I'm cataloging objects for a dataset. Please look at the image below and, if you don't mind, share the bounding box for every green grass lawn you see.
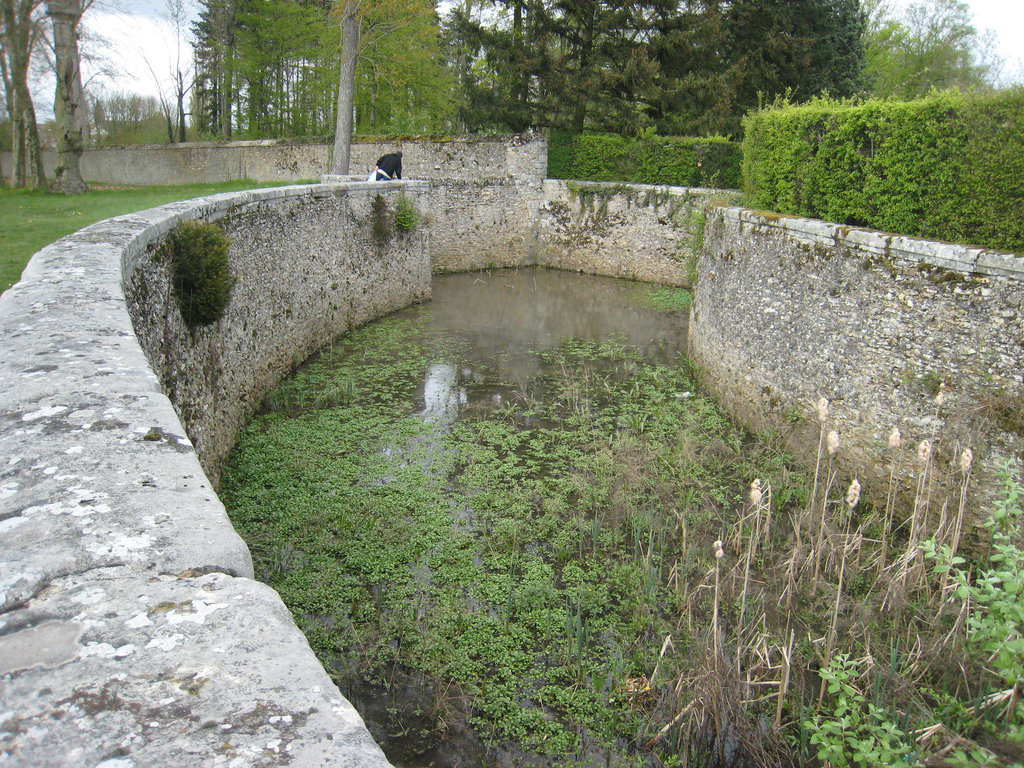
[0,181,307,296]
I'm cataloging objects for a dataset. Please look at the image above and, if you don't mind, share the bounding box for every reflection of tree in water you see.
[420,363,466,425]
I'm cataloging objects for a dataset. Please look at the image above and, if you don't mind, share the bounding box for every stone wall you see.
[128,184,431,484]
[535,181,736,286]
[0,135,547,187]
[0,181,432,767]
[427,178,728,284]
[5,169,1022,766]
[690,206,1024,515]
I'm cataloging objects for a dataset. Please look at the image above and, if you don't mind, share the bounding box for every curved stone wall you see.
[690,206,1024,517]
[5,172,1017,766]
[0,172,712,767]
[0,181,432,767]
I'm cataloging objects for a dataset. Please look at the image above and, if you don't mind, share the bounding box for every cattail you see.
[817,397,829,423]
[960,449,973,475]
[750,478,763,507]
[827,430,840,455]
[846,478,861,509]
[713,539,724,560]
[917,440,932,464]
[888,427,901,450]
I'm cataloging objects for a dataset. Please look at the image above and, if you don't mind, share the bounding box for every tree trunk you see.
[330,0,359,175]
[47,0,87,194]
[2,0,48,189]
[176,69,187,142]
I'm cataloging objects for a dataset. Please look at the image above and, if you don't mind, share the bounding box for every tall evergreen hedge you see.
[742,90,1024,254]
[548,130,742,189]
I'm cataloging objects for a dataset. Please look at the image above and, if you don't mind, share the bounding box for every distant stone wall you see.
[690,206,1024,513]
[428,179,728,284]
[0,135,547,186]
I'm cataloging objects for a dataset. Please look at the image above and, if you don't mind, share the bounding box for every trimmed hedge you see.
[548,130,741,189]
[742,90,1024,254]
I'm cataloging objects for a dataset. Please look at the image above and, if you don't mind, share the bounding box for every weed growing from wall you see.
[394,194,419,232]
[166,220,234,327]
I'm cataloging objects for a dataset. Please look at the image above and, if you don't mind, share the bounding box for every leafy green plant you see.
[927,462,1024,695]
[166,219,234,327]
[805,653,916,767]
[644,286,692,313]
[394,194,419,232]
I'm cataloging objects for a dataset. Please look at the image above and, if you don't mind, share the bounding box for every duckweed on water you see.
[222,271,1024,766]
[220,297,804,767]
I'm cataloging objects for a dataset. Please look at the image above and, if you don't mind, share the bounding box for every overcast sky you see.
[71,0,1024,110]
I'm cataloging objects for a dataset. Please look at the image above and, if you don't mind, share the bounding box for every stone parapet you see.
[0,181,432,767]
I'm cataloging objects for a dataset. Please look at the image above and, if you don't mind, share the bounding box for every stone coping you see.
[0,183,399,767]
[721,206,1023,278]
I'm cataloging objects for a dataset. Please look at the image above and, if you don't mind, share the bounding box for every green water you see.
[220,268,802,768]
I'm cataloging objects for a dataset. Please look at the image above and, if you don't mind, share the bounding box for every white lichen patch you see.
[146,633,184,652]
[166,599,228,625]
[125,613,153,629]
[71,586,108,605]
[22,405,67,422]
[86,533,154,560]
[78,642,117,658]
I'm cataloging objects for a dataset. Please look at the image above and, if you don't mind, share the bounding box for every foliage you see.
[741,89,1024,253]
[394,193,418,232]
[643,286,691,313]
[191,0,453,140]
[549,130,741,189]
[863,0,997,99]
[219,302,806,765]
[805,653,916,767]
[447,0,867,137]
[927,462,1024,692]
[724,0,866,118]
[166,220,234,327]
[90,91,169,146]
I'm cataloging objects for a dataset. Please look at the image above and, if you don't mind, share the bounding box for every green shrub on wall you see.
[167,220,234,327]
[549,130,741,189]
[742,89,1024,254]
[394,194,419,232]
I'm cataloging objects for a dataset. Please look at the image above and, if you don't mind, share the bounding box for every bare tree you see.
[138,0,193,142]
[1,0,48,188]
[46,0,87,193]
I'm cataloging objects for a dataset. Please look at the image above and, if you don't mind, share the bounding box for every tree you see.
[46,0,86,193]
[330,0,448,173]
[90,89,165,143]
[192,0,236,137]
[724,0,866,121]
[864,0,995,98]
[1,0,48,188]
[355,0,452,133]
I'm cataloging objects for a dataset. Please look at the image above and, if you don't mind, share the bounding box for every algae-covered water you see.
[220,268,802,767]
